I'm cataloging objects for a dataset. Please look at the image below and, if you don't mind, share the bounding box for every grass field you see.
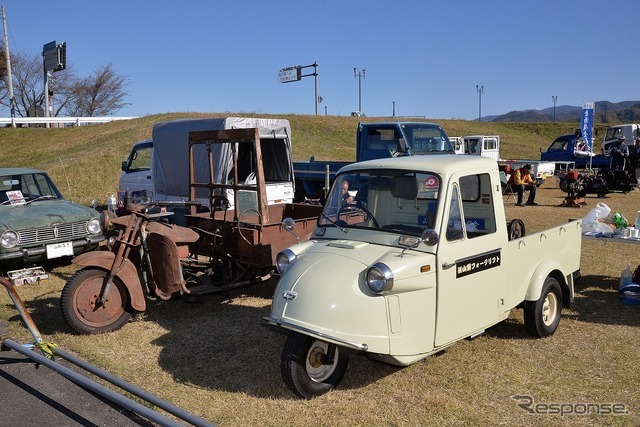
[1,114,639,426]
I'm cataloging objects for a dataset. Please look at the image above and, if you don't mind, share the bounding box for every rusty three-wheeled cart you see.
[61,127,323,334]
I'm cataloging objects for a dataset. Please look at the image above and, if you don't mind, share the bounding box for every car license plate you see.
[46,241,74,259]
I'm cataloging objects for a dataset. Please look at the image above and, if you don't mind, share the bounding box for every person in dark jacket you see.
[610,135,629,170]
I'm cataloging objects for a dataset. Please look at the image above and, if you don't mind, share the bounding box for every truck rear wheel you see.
[281,332,348,399]
[524,276,562,338]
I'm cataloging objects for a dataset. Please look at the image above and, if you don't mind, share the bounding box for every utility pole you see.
[476,85,484,122]
[1,6,16,127]
[354,68,366,114]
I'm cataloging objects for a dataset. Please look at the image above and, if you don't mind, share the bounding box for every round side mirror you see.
[282,217,295,231]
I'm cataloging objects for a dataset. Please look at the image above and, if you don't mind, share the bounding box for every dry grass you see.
[1,116,640,426]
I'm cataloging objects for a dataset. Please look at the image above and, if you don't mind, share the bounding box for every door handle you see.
[442,261,455,270]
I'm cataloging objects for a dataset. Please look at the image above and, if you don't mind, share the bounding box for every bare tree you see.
[2,51,43,117]
[0,50,129,117]
[64,64,129,116]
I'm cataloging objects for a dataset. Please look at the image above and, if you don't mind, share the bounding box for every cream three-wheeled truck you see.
[264,155,582,399]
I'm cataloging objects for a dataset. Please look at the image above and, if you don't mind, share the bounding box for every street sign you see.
[43,41,66,72]
[43,40,57,72]
[278,66,301,83]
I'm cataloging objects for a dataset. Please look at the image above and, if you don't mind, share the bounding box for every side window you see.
[446,184,463,241]
[459,175,480,201]
[129,146,152,171]
[459,173,496,238]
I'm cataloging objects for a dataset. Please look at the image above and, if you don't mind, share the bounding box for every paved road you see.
[0,345,155,427]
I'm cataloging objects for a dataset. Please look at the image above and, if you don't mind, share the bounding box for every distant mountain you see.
[486,101,640,123]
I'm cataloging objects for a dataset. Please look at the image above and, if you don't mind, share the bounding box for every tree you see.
[0,48,129,117]
[64,64,130,117]
[1,51,45,117]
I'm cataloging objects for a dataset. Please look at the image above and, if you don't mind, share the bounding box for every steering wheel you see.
[338,204,380,228]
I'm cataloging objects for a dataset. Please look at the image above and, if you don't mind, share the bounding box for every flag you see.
[580,101,595,151]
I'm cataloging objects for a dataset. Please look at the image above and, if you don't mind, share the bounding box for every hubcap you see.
[541,292,558,326]
[73,275,124,327]
[306,341,338,383]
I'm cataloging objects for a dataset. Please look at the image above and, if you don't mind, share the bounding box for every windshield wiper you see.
[320,213,348,233]
[25,195,57,205]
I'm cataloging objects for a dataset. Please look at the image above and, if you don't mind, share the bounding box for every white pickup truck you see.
[264,154,581,398]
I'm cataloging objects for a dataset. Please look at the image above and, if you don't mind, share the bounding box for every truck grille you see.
[18,221,89,245]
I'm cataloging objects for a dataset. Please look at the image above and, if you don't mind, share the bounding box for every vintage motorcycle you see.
[59,202,268,334]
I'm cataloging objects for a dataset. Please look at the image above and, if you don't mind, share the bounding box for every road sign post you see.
[42,41,67,126]
[278,62,319,115]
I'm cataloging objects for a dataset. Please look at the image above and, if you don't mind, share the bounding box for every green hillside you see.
[0,113,600,205]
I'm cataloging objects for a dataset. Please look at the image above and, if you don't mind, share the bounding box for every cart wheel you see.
[281,332,348,399]
[60,268,132,334]
[507,219,526,241]
[524,276,562,337]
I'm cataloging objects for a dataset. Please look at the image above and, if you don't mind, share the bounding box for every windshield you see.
[0,172,63,205]
[319,170,440,234]
[400,124,454,155]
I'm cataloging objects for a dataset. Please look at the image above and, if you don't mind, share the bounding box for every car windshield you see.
[400,124,454,155]
[0,172,63,205]
[319,170,441,234]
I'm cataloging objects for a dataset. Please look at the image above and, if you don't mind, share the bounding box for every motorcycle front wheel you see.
[60,268,132,334]
[281,331,348,399]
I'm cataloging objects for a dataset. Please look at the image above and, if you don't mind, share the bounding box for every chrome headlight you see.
[87,217,102,234]
[1,230,19,249]
[276,249,296,274]
[366,262,394,294]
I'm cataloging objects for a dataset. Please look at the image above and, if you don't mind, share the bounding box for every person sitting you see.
[340,180,354,206]
[576,139,588,152]
[508,164,538,206]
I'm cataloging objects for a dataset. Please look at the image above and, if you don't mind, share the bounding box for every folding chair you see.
[500,171,515,202]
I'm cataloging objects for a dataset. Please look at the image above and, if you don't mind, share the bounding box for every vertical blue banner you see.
[580,101,594,151]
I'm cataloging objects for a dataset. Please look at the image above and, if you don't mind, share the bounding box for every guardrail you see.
[0,116,138,127]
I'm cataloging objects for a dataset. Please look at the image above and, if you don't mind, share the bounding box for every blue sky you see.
[3,0,639,120]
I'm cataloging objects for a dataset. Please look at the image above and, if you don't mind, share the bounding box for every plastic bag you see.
[582,202,614,233]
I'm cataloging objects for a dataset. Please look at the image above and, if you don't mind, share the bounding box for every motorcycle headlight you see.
[366,262,394,294]
[87,217,102,234]
[1,230,19,249]
[276,249,296,274]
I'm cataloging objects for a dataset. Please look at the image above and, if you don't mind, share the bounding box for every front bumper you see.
[263,314,369,352]
[0,235,105,262]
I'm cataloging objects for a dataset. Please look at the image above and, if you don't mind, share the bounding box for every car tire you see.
[524,276,562,338]
[281,332,348,399]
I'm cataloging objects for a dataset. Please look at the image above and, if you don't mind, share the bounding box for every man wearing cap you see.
[508,164,538,206]
[610,135,629,170]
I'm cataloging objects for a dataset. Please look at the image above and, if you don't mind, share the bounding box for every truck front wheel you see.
[524,277,562,338]
[281,332,348,399]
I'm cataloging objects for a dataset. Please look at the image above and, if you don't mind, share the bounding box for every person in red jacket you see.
[508,164,537,206]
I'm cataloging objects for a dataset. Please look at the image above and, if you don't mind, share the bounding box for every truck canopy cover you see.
[152,117,293,199]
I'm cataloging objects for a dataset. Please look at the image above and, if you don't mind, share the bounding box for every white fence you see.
[0,116,138,127]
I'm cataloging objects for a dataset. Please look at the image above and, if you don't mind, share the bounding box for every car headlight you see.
[276,249,296,274]
[87,217,102,234]
[366,262,394,294]
[1,230,19,249]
